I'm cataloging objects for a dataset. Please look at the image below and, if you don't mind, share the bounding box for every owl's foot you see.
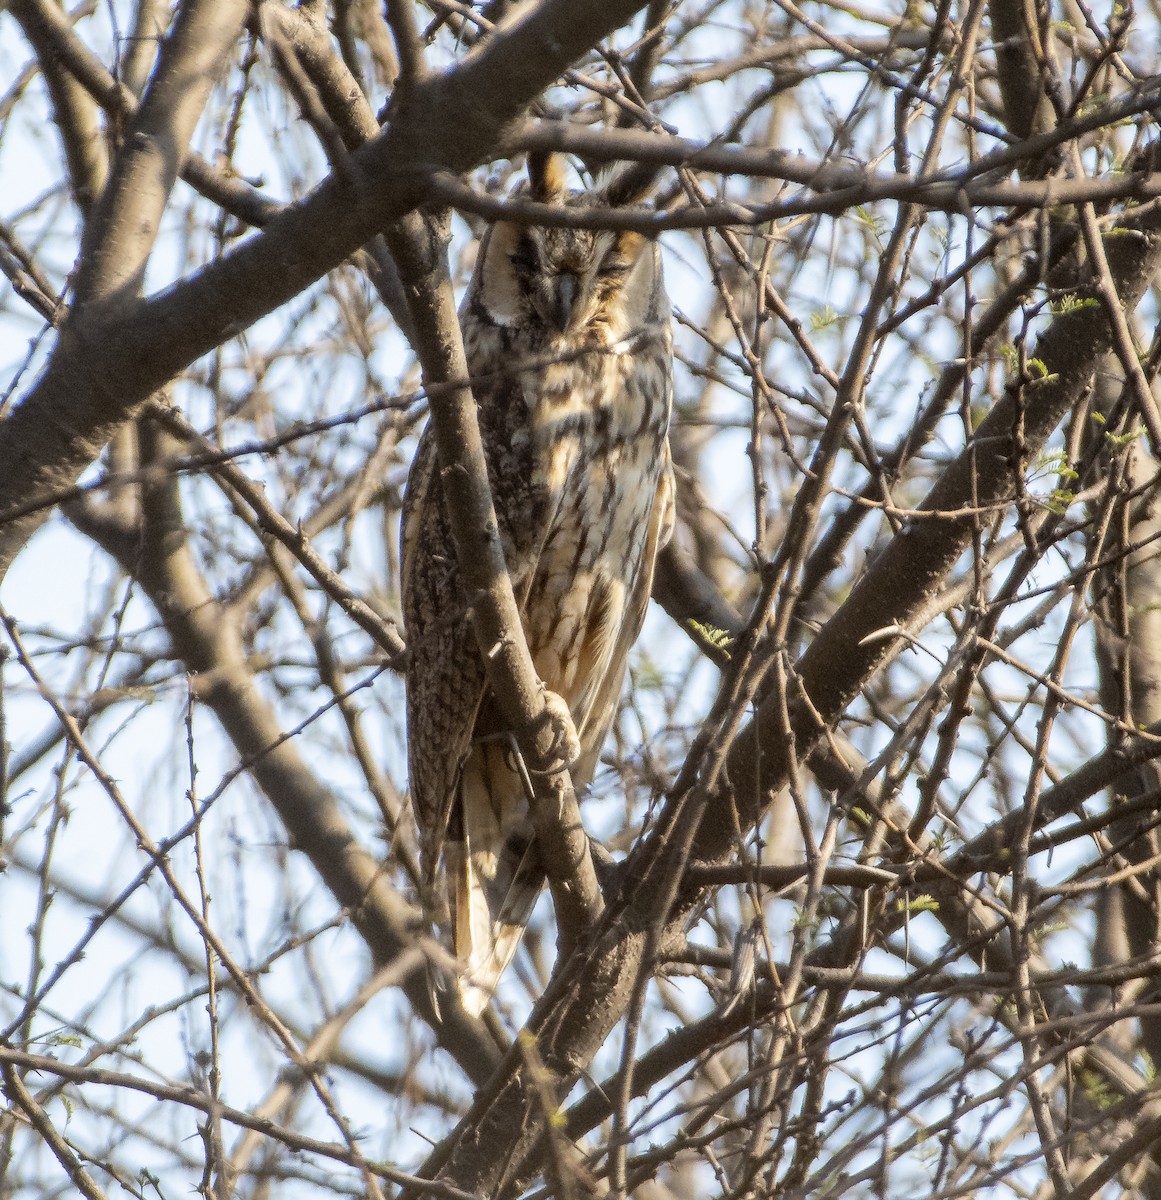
[534,688,582,774]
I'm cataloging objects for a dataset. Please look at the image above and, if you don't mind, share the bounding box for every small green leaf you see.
[687,619,734,660]
[855,205,888,248]
[1050,293,1100,316]
[811,305,839,332]
[1079,1069,1117,1110]
[1038,488,1077,515]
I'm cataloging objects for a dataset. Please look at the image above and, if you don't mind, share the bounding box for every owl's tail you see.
[447,743,544,1017]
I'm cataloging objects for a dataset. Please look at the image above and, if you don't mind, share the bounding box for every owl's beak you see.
[546,273,580,332]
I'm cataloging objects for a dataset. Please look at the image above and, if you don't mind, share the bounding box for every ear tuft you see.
[602,161,662,208]
[527,151,568,203]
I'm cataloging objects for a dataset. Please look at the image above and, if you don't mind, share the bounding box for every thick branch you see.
[429,161,1161,230]
[74,0,249,306]
[507,104,1161,202]
[987,0,1055,142]
[9,0,108,218]
[11,0,277,226]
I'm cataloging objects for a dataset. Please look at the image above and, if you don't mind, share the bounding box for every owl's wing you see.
[402,383,549,895]
[573,449,675,785]
[401,425,489,893]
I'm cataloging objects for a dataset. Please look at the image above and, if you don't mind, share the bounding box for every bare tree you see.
[3,0,1161,1196]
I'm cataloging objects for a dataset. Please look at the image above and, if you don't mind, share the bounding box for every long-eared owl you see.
[401,152,674,1016]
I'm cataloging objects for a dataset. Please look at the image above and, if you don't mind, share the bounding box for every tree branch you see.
[73,0,250,307]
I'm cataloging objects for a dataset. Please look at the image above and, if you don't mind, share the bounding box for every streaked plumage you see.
[402,153,674,1015]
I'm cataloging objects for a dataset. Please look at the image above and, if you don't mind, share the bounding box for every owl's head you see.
[471,152,665,342]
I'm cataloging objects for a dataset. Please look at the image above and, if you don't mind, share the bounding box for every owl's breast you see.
[528,335,670,526]
[462,314,673,733]
[518,337,673,728]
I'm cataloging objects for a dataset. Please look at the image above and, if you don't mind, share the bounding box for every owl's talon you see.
[538,689,581,773]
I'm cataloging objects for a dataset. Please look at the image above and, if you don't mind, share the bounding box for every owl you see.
[401,152,674,1017]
